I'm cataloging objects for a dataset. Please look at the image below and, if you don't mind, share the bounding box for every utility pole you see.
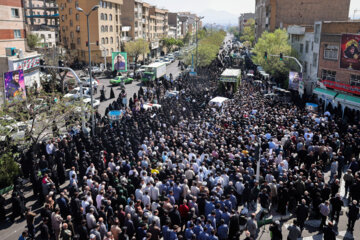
[77,5,99,136]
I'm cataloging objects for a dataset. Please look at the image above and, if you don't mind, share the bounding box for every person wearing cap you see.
[347,200,359,232]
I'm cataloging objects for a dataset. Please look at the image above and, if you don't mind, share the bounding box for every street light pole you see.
[195,16,204,71]
[77,5,99,136]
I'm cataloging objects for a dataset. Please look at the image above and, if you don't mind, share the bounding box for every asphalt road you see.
[0,58,358,239]
[95,60,182,116]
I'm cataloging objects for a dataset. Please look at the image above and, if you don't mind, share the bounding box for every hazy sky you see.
[145,0,360,19]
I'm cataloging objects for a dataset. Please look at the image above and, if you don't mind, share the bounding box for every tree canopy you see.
[252,29,298,87]
[240,19,255,47]
[162,38,184,53]
[125,39,150,64]
[27,34,41,49]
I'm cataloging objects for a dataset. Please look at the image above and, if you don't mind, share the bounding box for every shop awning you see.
[335,94,360,108]
[313,88,337,99]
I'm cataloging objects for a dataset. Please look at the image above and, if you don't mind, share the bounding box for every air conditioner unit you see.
[5,47,16,56]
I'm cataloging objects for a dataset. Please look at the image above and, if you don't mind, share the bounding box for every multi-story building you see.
[24,0,59,28]
[149,6,168,57]
[287,24,320,95]
[58,0,123,64]
[0,0,27,55]
[314,21,360,113]
[238,13,254,33]
[120,0,143,41]
[168,12,181,38]
[178,15,188,37]
[255,0,350,40]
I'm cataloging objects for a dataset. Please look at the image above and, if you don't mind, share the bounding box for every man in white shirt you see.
[46,140,54,155]
[96,191,104,210]
[142,191,151,207]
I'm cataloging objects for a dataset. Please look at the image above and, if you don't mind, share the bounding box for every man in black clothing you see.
[329,193,343,224]
[40,218,50,240]
[78,220,89,240]
[323,221,336,240]
[296,199,309,231]
[347,200,359,232]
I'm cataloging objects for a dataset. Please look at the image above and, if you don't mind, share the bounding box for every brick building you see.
[0,0,27,56]
[314,21,360,112]
[255,0,350,40]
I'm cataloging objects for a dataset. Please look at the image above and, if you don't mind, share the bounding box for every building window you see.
[110,37,113,43]
[110,26,113,32]
[300,44,304,53]
[69,8,72,15]
[70,19,73,26]
[305,41,309,53]
[111,48,113,53]
[104,14,108,20]
[101,25,104,32]
[109,3,112,9]
[109,14,112,21]
[350,74,360,87]
[313,53,317,67]
[303,61,307,73]
[70,32,74,39]
[75,1,79,8]
[103,1,107,8]
[48,34,51,38]
[105,26,108,32]
[101,13,104,20]
[324,45,338,60]
[62,15,65,21]
[11,8,20,18]
[321,69,336,81]
[76,13,79,20]
[106,37,109,44]
[101,38,105,44]
[314,24,320,43]
[77,37,80,44]
[14,30,21,38]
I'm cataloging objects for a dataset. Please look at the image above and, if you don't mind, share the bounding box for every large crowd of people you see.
[3,43,360,240]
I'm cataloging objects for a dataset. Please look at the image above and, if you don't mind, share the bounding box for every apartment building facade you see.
[58,0,122,64]
[120,0,143,41]
[255,0,350,40]
[312,21,360,112]
[0,0,27,56]
[168,12,181,38]
[24,0,59,28]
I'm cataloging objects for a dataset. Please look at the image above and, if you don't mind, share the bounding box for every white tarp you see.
[209,97,229,107]
[143,103,162,110]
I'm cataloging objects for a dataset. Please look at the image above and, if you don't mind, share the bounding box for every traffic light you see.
[86,41,89,47]
[280,53,283,61]
[96,41,99,46]
[264,51,268,60]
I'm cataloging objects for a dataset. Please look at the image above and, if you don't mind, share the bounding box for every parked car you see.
[0,116,31,141]
[110,76,133,85]
[163,58,171,65]
[64,87,90,99]
[135,65,148,74]
[80,78,98,87]
[91,66,102,75]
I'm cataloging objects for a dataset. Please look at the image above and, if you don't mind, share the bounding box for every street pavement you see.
[0,59,358,240]
[95,60,181,116]
[0,60,182,240]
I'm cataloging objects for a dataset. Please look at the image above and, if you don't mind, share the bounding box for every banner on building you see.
[4,70,26,102]
[288,71,302,91]
[112,52,127,72]
[340,34,360,71]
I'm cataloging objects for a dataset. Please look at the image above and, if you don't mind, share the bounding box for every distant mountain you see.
[198,9,238,26]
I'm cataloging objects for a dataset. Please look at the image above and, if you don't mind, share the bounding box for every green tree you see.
[240,19,255,47]
[183,32,192,45]
[252,29,298,86]
[125,39,150,70]
[184,30,226,68]
[27,34,41,49]
[161,37,178,53]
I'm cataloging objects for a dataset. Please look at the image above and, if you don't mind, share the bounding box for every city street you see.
[95,60,182,116]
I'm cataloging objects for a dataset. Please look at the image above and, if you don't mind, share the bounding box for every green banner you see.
[112,52,127,72]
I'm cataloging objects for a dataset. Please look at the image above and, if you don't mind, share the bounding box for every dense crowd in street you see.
[3,46,360,240]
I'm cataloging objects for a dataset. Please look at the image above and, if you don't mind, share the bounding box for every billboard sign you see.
[4,70,26,102]
[8,56,41,71]
[288,71,302,91]
[112,52,127,72]
[340,34,360,71]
